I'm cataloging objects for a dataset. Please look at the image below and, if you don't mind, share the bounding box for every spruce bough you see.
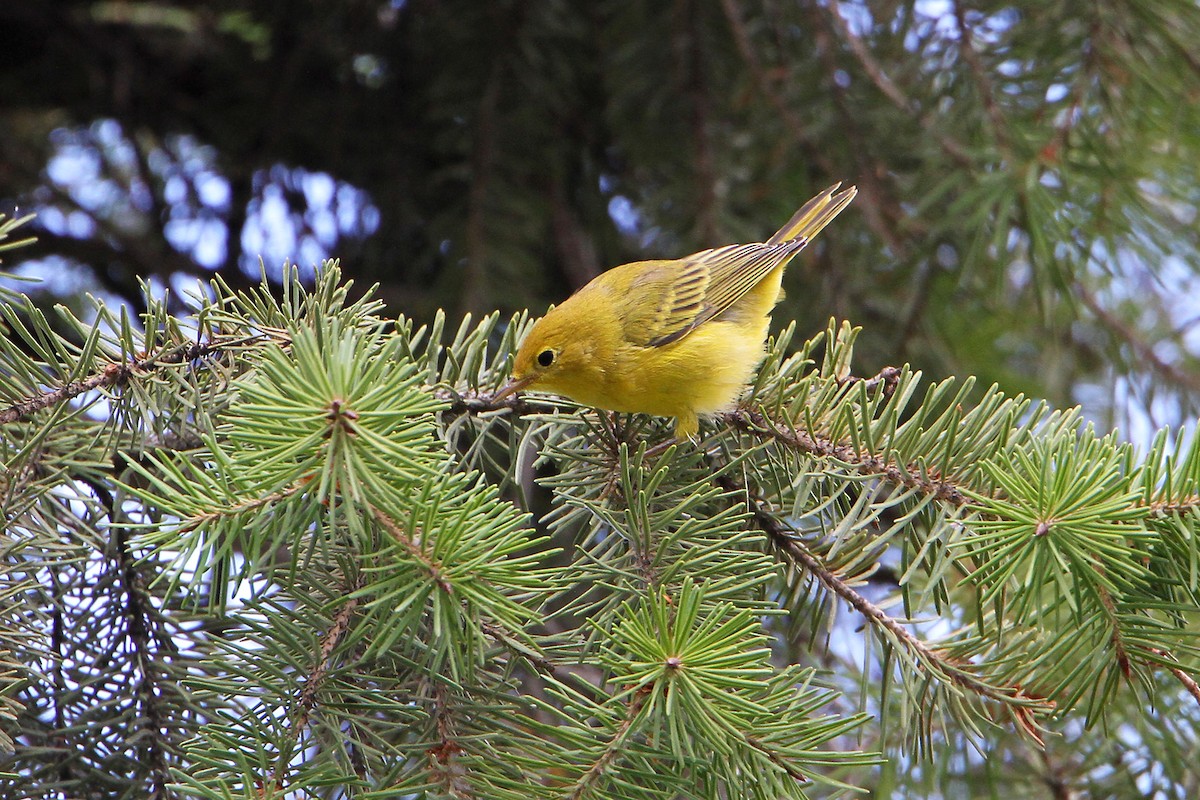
[1,262,1198,798]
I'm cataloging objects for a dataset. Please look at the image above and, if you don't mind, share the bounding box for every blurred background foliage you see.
[3,1,1200,441]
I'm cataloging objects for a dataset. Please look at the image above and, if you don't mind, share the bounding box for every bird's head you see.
[493,301,601,403]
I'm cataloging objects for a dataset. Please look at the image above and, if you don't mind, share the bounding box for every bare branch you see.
[1149,647,1200,707]
[1075,281,1200,397]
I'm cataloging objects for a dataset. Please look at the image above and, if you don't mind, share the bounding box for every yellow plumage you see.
[496,183,857,438]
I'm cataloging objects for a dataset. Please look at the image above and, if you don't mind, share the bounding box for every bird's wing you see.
[626,183,858,348]
[630,241,806,347]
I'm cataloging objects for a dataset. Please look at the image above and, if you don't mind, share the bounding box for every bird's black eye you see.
[537,349,555,367]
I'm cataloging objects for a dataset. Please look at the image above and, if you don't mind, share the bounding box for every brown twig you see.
[1074,281,1200,397]
[809,5,910,259]
[90,479,173,795]
[1095,576,1132,679]
[479,618,559,677]
[274,581,362,789]
[837,365,902,399]
[428,683,473,799]
[718,0,825,162]
[0,334,265,426]
[1149,647,1200,706]
[716,470,1054,720]
[434,386,546,421]
[952,5,1010,153]
[723,407,970,507]
[369,504,452,593]
[175,481,306,534]
[444,376,1200,515]
[563,690,647,800]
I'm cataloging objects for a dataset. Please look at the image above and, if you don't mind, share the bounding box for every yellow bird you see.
[495,183,857,439]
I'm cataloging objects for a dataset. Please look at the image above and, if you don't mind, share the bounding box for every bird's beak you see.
[492,374,534,402]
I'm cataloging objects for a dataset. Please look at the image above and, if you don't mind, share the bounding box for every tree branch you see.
[427,683,473,798]
[0,333,266,426]
[563,690,647,800]
[723,407,970,507]
[714,470,1055,726]
[1074,281,1200,397]
[810,5,910,259]
[274,580,362,789]
[369,503,453,593]
[952,5,1011,153]
[718,0,825,162]
[1149,647,1200,707]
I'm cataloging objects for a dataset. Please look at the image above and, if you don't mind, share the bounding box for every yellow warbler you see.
[495,183,857,438]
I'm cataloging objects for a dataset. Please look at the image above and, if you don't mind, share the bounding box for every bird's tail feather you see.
[767,182,858,246]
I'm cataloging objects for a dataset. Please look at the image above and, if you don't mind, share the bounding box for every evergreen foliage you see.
[3,254,1199,797]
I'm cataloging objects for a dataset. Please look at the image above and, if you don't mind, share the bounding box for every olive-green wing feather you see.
[633,183,857,348]
[638,241,804,346]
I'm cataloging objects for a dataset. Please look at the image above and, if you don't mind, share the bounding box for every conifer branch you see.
[1143,496,1200,514]
[479,618,614,711]
[718,0,830,171]
[717,470,1054,719]
[178,480,306,534]
[436,386,540,420]
[838,365,903,398]
[743,733,809,784]
[479,618,558,678]
[428,683,473,799]
[273,582,361,789]
[952,5,1011,153]
[724,408,970,506]
[1074,282,1200,396]
[563,691,647,800]
[810,6,912,259]
[85,476,172,795]
[453,380,1200,517]
[369,504,452,593]
[1095,578,1132,680]
[0,334,266,426]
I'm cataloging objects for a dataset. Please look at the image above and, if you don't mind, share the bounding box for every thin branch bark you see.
[563,691,647,800]
[1075,281,1200,397]
[715,470,1054,725]
[724,407,970,507]
[1149,647,1200,706]
[274,581,362,789]
[0,333,266,426]
[952,5,1010,153]
[718,0,823,157]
